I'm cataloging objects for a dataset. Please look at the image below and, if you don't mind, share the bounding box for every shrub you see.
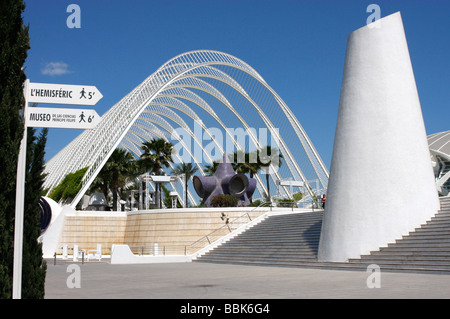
[49,167,88,202]
[276,198,296,208]
[292,192,303,201]
[249,199,262,207]
[210,194,238,207]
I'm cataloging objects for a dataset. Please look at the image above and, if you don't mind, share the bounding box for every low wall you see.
[124,208,264,254]
[46,206,268,257]
[57,210,127,255]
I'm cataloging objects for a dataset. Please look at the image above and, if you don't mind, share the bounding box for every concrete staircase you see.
[196,197,450,273]
[195,211,324,268]
[347,196,450,272]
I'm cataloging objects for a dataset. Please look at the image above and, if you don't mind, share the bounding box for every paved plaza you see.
[45,259,450,299]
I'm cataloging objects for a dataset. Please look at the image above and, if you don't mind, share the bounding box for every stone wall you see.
[55,208,266,255]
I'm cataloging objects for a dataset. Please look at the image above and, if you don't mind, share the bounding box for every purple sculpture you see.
[193,154,257,207]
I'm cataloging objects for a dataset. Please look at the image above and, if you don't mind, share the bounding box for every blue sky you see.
[23,0,450,168]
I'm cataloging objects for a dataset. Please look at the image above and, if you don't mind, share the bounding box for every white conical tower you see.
[318,12,440,262]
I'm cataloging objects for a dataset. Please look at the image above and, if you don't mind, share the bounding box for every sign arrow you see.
[28,82,103,106]
[27,107,101,129]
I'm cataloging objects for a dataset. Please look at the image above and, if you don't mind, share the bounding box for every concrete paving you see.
[44,259,450,299]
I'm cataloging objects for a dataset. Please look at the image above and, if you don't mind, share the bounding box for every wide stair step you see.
[195,211,323,267]
[195,197,450,273]
[347,196,450,272]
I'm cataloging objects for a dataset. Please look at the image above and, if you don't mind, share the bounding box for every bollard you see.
[54,252,56,265]
[73,245,78,262]
[62,244,68,259]
[97,244,102,260]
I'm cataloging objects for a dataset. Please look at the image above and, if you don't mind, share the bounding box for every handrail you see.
[250,200,271,210]
[188,211,255,249]
[128,244,189,256]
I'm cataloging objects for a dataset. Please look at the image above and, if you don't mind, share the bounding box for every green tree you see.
[48,167,88,203]
[90,148,137,210]
[104,148,137,211]
[139,138,174,208]
[0,0,30,298]
[204,160,220,176]
[88,168,111,205]
[171,162,198,207]
[161,184,182,208]
[258,146,283,203]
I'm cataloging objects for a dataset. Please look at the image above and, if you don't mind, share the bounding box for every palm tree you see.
[171,162,199,207]
[89,168,111,204]
[104,148,137,210]
[139,138,174,208]
[258,146,283,203]
[90,148,137,210]
[229,150,261,203]
[204,160,220,176]
[230,150,261,178]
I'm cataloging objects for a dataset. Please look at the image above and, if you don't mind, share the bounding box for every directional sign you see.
[27,82,103,106]
[279,180,304,187]
[27,107,101,129]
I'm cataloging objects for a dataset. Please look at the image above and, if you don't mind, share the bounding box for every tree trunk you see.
[185,180,188,208]
[159,183,162,209]
[102,182,109,206]
[113,171,119,211]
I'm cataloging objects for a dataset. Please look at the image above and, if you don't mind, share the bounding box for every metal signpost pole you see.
[12,79,29,299]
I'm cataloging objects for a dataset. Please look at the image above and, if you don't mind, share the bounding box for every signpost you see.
[27,107,100,129]
[12,79,102,299]
[278,180,304,187]
[28,82,103,106]
[276,179,305,199]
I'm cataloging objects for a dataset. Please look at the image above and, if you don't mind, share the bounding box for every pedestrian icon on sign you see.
[79,111,86,123]
[80,88,86,99]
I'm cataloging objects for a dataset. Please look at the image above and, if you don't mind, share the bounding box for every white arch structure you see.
[43,50,329,208]
[429,130,450,196]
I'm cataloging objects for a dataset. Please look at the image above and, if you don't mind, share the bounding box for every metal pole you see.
[12,79,29,299]
[182,174,186,208]
[139,177,143,210]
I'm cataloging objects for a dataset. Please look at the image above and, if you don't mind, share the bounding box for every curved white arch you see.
[153,90,271,198]
[43,50,328,208]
